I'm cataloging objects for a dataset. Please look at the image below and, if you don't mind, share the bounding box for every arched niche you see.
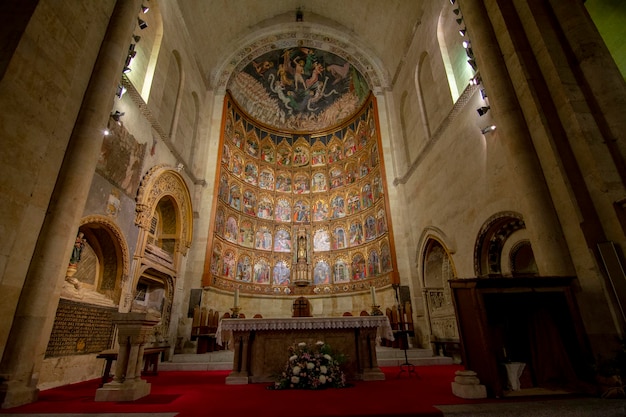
[474,212,534,277]
[62,216,130,307]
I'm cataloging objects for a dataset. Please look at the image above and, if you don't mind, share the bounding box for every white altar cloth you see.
[216,316,394,347]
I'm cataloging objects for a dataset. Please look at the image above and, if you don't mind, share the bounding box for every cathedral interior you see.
[1,0,626,409]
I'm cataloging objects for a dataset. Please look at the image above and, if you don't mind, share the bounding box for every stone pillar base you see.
[361,368,386,381]
[451,370,487,399]
[94,379,151,402]
[0,381,39,409]
[225,372,249,385]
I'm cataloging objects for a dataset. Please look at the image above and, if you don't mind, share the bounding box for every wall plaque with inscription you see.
[45,299,116,357]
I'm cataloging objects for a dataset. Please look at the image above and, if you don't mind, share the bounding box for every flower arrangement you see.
[271,340,347,390]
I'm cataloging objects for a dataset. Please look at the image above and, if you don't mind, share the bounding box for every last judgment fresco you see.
[205,92,397,297]
[228,47,370,132]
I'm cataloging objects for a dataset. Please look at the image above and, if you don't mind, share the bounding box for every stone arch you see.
[135,164,194,257]
[214,16,389,94]
[65,215,131,306]
[474,212,528,277]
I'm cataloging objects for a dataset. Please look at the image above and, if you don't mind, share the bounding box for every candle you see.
[234,288,239,308]
[370,286,377,305]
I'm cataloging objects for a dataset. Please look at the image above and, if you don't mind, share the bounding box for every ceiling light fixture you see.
[116,84,127,99]
[138,18,148,30]
[111,110,125,122]
[469,75,481,85]
[481,125,497,134]
[477,106,491,116]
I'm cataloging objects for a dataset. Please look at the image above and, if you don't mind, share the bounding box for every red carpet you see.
[1,366,493,417]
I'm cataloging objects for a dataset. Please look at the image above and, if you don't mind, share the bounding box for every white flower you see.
[292,366,301,375]
[316,341,324,346]
[320,365,327,374]
[298,342,307,347]
[323,354,332,360]
[289,355,298,362]
[291,376,300,384]
[306,362,315,370]
[319,375,327,384]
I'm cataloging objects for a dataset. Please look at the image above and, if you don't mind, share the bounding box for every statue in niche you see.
[297,235,307,261]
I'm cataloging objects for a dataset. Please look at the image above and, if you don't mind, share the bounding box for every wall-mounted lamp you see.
[141,4,149,13]
[467,58,477,71]
[138,18,148,30]
[111,110,125,122]
[116,84,127,99]
[470,75,481,85]
[477,106,491,116]
[296,7,303,22]
[481,125,497,134]
[459,27,467,37]
[132,34,141,43]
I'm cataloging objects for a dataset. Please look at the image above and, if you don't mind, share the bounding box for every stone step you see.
[159,347,454,371]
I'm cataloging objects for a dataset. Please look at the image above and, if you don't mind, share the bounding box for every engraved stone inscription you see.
[45,299,116,357]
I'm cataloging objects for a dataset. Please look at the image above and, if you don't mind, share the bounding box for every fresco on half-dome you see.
[228,47,370,132]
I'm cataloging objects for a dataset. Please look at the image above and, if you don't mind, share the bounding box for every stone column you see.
[459,0,574,276]
[95,312,160,402]
[0,0,142,409]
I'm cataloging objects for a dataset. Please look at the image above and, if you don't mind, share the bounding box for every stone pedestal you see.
[451,369,487,399]
[95,312,160,402]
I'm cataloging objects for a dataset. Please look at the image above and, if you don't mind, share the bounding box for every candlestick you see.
[234,288,239,308]
[370,286,377,305]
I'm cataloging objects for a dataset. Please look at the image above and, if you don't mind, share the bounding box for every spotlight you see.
[481,125,497,134]
[104,129,111,136]
[465,48,474,59]
[296,7,303,22]
[459,27,467,37]
[480,88,488,99]
[470,74,482,85]
[453,8,461,15]
[463,40,470,49]
[141,4,149,13]
[111,110,125,122]
[477,106,491,116]
[116,84,127,99]
[138,18,148,30]
[467,58,477,71]
[456,18,463,25]
[123,66,132,73]
[450,0,456,4]
[133,34,141,43]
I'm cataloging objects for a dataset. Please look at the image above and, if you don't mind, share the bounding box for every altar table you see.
[216,316,394,384]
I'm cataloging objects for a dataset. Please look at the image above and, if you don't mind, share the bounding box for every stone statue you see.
[297,235,306,260]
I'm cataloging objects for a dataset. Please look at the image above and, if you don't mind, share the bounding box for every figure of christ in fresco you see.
[233,47,370,132]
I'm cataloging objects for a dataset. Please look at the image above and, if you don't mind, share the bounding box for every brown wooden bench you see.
[96,345,170,387]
